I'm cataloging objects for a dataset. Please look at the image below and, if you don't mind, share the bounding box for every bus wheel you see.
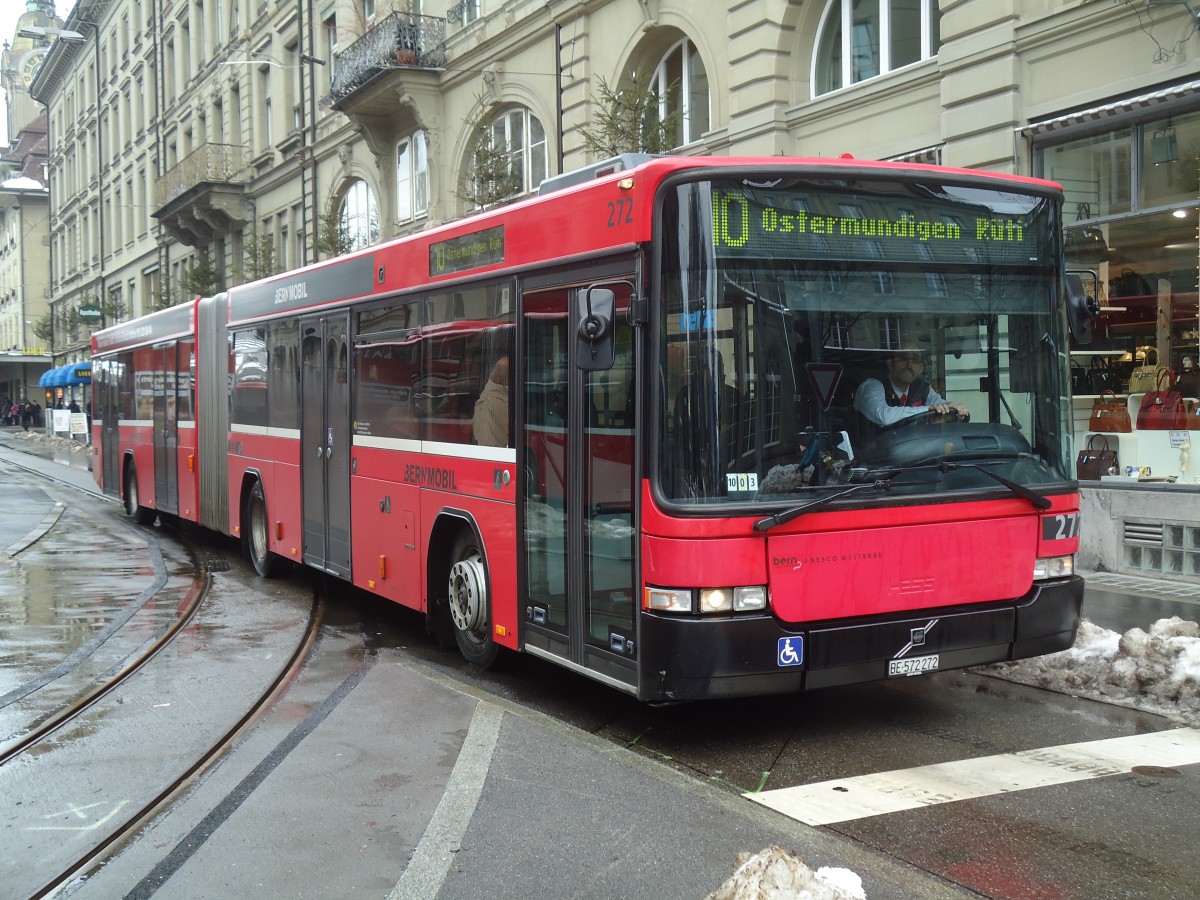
[245,480,280,578]
[124,461,156,526]
[447,532,499,668]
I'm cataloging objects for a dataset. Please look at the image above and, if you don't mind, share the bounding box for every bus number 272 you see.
[607,198,634,227]
[1042,513,1080,541]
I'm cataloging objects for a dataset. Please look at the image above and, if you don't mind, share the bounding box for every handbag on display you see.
[1076,434,1119,480]
[1070,359,1091,395]
[1088,356,1119,394]
[1128,348,1167,394]
[1088,390,1132,433]
[1136,368,1187,430]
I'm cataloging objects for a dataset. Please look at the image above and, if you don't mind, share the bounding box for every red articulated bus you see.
[91,154,1084,702]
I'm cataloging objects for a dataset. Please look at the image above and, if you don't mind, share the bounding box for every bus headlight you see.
[697,586,768,613]
[733,586,768,611]
[645,588,692,613]
[1033,555,1074,581]
[645,586,769,614]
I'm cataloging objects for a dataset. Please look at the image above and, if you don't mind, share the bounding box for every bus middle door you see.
[301,314,352,578]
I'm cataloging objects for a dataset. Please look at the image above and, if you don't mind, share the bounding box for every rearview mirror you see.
[1065,271,1100,345]
[576,287,615,370]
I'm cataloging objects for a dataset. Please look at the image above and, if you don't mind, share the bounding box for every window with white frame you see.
[649,37,710,148]
[813,0,940,96]
[324,15,337,90]
[340,179,379,251]
[396,131,429,222]
[472,108,546,208]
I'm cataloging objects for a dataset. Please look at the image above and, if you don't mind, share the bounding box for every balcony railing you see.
[155,143,248,208]
[331,12,447,102]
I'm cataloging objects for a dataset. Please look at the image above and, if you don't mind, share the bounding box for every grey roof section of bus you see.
[538,153,655,195]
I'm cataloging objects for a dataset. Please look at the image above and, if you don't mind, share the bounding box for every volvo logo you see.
[895,619,939,658]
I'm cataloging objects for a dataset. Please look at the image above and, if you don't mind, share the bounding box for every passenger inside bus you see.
[473,355,510,446]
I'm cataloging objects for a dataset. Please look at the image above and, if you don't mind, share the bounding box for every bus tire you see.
[245,480,280,578]
[447,531,499,668]
[124,460,157,526]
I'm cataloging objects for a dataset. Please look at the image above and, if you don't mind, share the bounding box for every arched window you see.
[470,107,547,209]
[813,0,940,96]
[649,38,709,148]
[339,179,378,251]
[397,131,429,222]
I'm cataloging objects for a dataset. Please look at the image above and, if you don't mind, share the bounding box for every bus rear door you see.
[152,342,179,516]
[99,358,121,496]
[301,313,352,577]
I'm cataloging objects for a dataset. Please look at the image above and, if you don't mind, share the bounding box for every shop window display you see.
[1042,109,1200,486]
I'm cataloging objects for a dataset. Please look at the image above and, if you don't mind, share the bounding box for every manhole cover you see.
[1131,765,1182,779]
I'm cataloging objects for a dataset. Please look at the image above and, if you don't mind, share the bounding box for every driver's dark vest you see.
[885,379,931,408]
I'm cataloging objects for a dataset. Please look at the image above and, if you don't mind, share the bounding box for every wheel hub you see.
[448,553,487,636]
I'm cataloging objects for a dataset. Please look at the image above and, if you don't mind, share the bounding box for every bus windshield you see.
[656,174,1071,507]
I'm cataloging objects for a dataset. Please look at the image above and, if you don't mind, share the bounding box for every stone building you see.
[0,0,60,404]
[21,0,1200,574]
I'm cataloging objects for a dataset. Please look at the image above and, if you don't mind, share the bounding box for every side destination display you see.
[94,302,193,352]
[229,254,378,322]
[429,225,505,276]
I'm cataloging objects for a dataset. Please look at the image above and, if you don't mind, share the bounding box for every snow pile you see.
[706,846,866,900]
[11,430,91,455]
[980,616,1200,725]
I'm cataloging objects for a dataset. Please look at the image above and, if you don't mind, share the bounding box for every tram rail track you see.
[0,444,327,898]
[27,581,324,900]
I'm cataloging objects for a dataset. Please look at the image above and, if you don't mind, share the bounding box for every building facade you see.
[21,0,1200,574]
[0,0,60,404]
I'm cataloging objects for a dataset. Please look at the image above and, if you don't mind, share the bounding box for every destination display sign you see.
[709,186,1049,266]
[94,302,193,352]
[229,254,377,322]
[429,225,505,277]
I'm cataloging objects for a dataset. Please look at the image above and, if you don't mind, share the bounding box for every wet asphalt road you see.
[1,429,1198,899]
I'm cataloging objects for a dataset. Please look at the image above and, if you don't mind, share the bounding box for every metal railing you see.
[331,12,447,101]
[155,143,248,208]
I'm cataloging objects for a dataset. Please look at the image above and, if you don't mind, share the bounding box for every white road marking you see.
[749,727,1200,826]
[388,701,503,900]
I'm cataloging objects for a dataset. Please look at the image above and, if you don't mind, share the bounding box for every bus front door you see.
[522,279,637,690]
[301,314,352,578]
[152,343,179,515]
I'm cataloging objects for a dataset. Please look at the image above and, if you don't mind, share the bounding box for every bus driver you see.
[854,350,969,427]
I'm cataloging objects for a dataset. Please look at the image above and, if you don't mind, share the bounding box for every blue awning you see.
[38,363,92,387]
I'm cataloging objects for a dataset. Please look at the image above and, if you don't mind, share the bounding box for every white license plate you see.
[888,654,940,677]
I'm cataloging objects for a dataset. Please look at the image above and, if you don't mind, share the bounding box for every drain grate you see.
[205,556,231,573]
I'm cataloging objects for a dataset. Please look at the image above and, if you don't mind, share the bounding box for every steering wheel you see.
[883,408,964,430]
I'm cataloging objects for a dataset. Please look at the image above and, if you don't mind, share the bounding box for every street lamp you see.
[18,26,86,44]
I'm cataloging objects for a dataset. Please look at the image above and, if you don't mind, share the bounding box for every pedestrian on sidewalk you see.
[21,399,33,431]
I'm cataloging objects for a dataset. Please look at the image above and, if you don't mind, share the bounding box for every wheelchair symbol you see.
[777,636,803,667]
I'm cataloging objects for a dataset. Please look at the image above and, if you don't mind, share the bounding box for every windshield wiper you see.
[753,478,896,532]
[937,460,1051,509]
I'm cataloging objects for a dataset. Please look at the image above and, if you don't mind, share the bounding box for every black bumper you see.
[636,576,1084,702]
